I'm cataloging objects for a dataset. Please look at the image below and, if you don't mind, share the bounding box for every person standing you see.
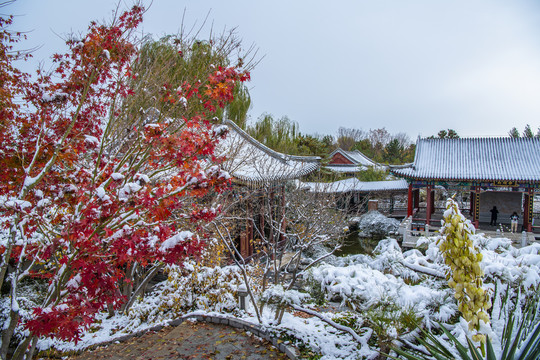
[510,212,519,233]
[489,206,499,226]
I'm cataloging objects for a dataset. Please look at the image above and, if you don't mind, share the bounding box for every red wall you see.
[330,152,353,165]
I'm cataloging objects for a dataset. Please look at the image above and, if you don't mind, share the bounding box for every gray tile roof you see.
[391,137,540,182]
[303,178,409,193]
[216,120,321,184]
[325,164,369,173]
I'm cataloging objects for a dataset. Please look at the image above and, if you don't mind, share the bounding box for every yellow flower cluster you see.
[438,198,491,343]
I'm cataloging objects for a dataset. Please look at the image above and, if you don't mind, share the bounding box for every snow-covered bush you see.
[261,285,311,307]
[127,261,263,324]
[301,219,540,359]
[350,211,400,237]
[307,262,455,322]
[0,279,48,350]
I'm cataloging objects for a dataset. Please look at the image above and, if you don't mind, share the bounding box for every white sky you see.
[7,0,540,139]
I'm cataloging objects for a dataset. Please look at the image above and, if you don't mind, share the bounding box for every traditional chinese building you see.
[303,178,409,214]
[216,120,322,258]
[391,137,540,231]
[218,120,321,186]
[325,148,385,175]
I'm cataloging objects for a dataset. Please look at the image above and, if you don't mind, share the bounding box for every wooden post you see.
[248,200,254,257]
[240,231,248,258]
[426,185,433,226]
[407,184,413,217]
[259,192,265,239]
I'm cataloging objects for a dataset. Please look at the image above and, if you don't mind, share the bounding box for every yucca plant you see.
[390,287,540,360]
[391,318,540,360]
[389,198,540,360]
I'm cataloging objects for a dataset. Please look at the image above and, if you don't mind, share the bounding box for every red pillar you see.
[430,189,435,215]
[426,185,433,226]
[407,184,413,217]
[259,193,265,239]
[523,193,529,232]
[529,189,534,232]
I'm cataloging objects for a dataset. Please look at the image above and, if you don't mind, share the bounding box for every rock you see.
[353,211,400,237]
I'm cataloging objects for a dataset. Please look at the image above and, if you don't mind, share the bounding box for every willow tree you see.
[115,28,256,135]
[247,114,300,153]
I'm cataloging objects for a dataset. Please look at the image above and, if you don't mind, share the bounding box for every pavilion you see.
[302,178,409,214]
[217,120,321,186]
[391,137,540,232]
[215,120,322,257]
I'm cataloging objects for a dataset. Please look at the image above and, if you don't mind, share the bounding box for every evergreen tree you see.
[446,129,459,138]
[523,124,534,138]
[508,127,520,138]
[357,167,388,181]
[432,129,459,139]
[384,138,404,163]
[437,129,448,138]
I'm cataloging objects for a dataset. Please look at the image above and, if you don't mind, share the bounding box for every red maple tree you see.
[0,6,249,358]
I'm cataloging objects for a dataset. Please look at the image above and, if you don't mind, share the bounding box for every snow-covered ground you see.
[27,231,540,359]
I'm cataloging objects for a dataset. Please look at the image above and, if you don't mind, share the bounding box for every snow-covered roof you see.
[391,137,540,182]
[325,164,369,173]
[328,149,378,167]
[216,120,321,185]
[302,178,409,193]
[325,149,387,173]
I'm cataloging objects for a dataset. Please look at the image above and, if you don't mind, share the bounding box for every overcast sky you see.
[7,0,540,139]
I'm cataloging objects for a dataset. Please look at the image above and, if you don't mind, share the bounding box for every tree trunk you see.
[0,309,19,360]
[122,263,163,313]
[0,243,12,290]
[26,336,39,360]
[10,334,34,360]
[0,224,17,290]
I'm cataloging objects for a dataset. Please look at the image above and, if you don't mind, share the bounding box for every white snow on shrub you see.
[351,211,400,236]
[111,173,125,181]
[118,182,142,201]
[262,285,311,306]
[84,135,99,145]
[212,125,229,137]
[160,231,194,251]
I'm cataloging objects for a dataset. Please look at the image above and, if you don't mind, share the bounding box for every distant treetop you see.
[508,124,540,138]
[428,129,459,139]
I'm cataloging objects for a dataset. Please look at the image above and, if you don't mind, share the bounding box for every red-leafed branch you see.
[0,5,250,359]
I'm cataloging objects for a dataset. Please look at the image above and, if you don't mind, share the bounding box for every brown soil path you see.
[51,321,288,360]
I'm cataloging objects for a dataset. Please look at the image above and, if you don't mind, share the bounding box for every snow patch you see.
[111,173,125,181]
[160,231,194,252]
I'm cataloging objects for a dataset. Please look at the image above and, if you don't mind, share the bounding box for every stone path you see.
[58,321,289,360]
